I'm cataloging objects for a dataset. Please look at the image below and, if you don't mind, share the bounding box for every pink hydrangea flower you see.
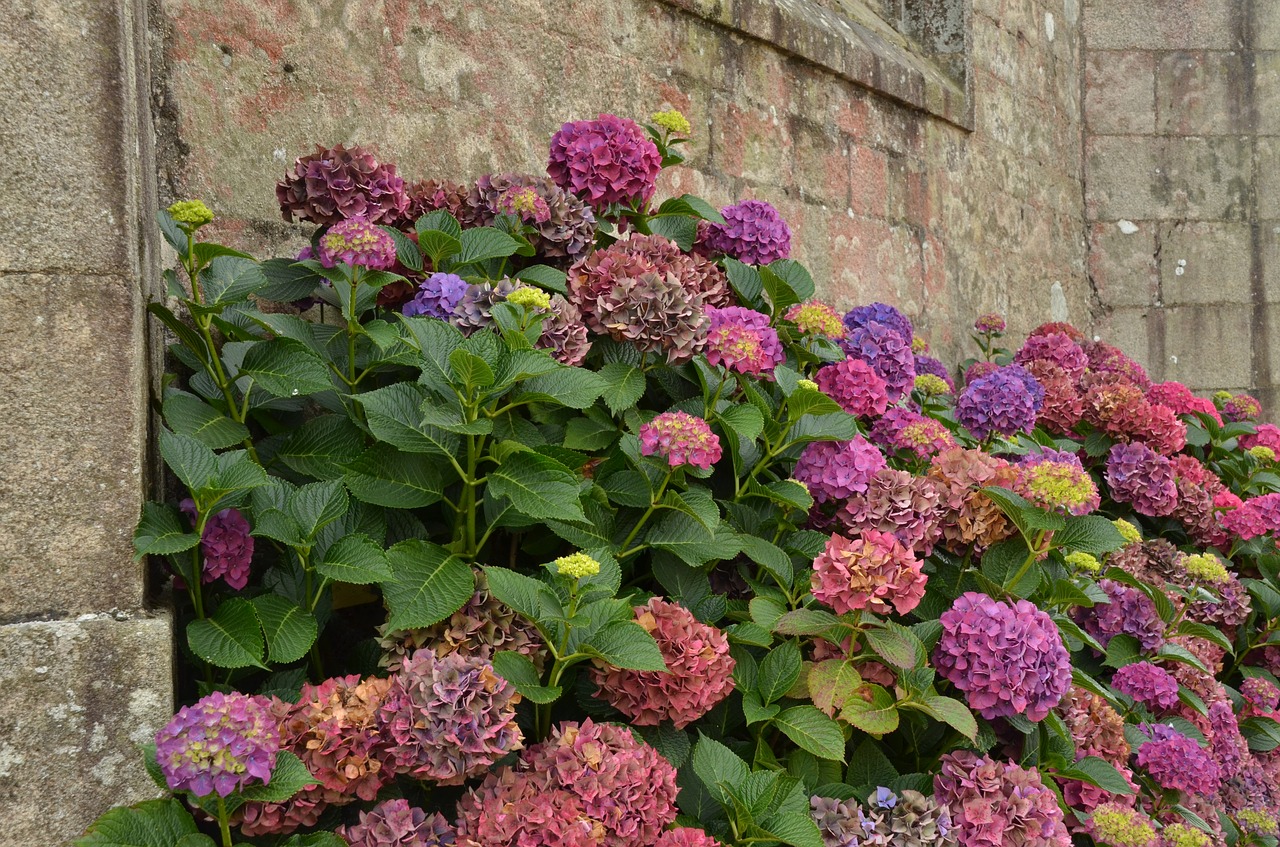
[155,691,278,798]
[339,799,456,847]
[973,313,1006,334]
[869,408,957,459]
[591,597,735,728]
[815,357,889,417]
[1242,677,1280,719]
[1147,381,1223,424]
[793,436,888,504]
[181,499,254,590]
[933,751,1071,847]
[836,467,944,555]
[1078,579,1166,653]
[841,320,916,402]
[934,592,1070,722]
[548,113,662,210]
[1220,493,1280,539]
[1136,723,1219,795]
[1014,449,1100,517]
[697,199,792,265]
[277,143,408,225]
[1112,661,1180,711]
[655,828,725,847]
[811,530,927,616]
[1221,392,1263,422]
[497,185,552,223]
[1242,423,1280,453]
[704,305,784,376]
[1085,341,1151,390]
[1105,442,1178,517]
[639,411,722,469]
[1014,332,1089,381]
[316,217,398,270]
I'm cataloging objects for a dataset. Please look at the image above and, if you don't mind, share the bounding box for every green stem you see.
[216,796,232,847]
[1004,531,1046,593]
[346,267,363,388]
[617,471,673,558]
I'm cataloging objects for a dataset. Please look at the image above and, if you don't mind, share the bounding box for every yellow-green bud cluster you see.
[1113,519,1142,544]
[1238,809,1279,837]
[168,199,214,228]
[913,374,950,396]
[1090,805,1157,847]
[1065,551,1101,573]
[1213,390,1234,403]
[1159,823,1209,847]
[553,552,601,579]
[911,336,927,354]
[1250,445,1277,462]
[507,286,552,311]
[651,109,692,135]
[1181,552,1230,584]
[797,379,820,392]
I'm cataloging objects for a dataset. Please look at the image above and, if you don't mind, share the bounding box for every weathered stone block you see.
[1085,135,1249,221]
[0,615,172,846]
[1085,50,1156,135]
[1164,304,1255,388]
[0,274,146,620]
[1083,0,1237,50]
[1254,52,1280,136]
[1258,5,1280,51]
[1100,307,1156,377]
[1089,221,1158,308]
[1157,51,1249,136]
[1159,221,1253,305]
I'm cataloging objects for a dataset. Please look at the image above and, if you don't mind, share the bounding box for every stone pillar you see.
[0,1,172,843]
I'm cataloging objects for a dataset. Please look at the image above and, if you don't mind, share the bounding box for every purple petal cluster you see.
[1220,392,1263,422]
[547,114,662,210]
[973,313,1006,334]
[933,751,1071,847]
[1078,579,1166,653]
[1136,724,1219,795]
[697,199,792,265]
[955,365,1043,441]
[1014,332,1089,381]
[403,272,469,319]
[843,302,914,343]
[339,799,456,847]
[316,217,398,270]
[154,691,278,798]
[1105,442,1179,517]
[793,436,887,503]
[870,408,957,459]
[181,499,254,590]
[704,305,784,376]
[837,467,944,555]
[815,357,889,417]
[277,143,407,225]
[841,320,917,401]
[464,172,597,262]
[639,411,722,469]
[934,592,1071,722]
[1111,661,1180,711]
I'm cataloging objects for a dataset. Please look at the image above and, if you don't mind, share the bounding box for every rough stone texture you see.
[153,0,1090,364]
[0,616,172,846]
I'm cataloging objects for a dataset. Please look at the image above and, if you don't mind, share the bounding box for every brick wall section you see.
[155,0,1090,364]
[1085,0,1279,409]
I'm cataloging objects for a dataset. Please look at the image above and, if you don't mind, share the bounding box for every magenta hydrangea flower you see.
[1105,442,1179,517]
[403,272,469,319]
[812,529,927,616]
[378,650,522,785]
[1013,449,1100,517]
[1221,393,1263,422]
[590,597,735,729]
[547,113,662,210]
[1241,423,1280,453]
[1112,662,1180,711]
[870,408,957,459]
[314,217,398,270]
[964,361,999,385]
[1221,493,1280,539]
[837,467,944,555]
[703,305,784,376]
[497,185,552,223]
[840,320,916,402]
[1242,677,1280,719]
[1079,579,1166,653]
[639,411,722,469]
[1136,724,1219,795]
[843,303,914,344]
[934,751,1070,847]
[277,143,407,225]
[934,592,1071,722]
[1086,341,1152,390]
[180,499,254,590]
[1014,332,1089,381]
[955,365,1043,441]
[793,436,887,503]
[339,799,456,847]
[973,313,1006,334]
[914,354,956,392]
[697,199,792,265]
[457,719,679,847]
[815,357,889,417]
[1148,381,1223,424]
[654,829,725,847]
[154,691,279,798]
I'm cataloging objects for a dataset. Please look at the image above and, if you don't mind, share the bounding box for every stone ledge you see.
[655,0,974,129]
[0,614,173,847]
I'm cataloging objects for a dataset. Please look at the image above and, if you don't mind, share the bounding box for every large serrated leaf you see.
[598,362,646,415]
[133,501,200,557]
[355,383,459,455]
[516,367,607,409]
[343,444,443,508]
[238,751,318,803]
[239,338,334,397]
[584,621,667,671]
[693,733,750,805]
[381,540,474,631]
[74,798,199,847]
[488,450,586,522]
[202,255,268,306]
[187,598,266,669]
[491,650,562,703]
[162,391,249,449]
[251,595,318,664]
[839,683,898,736]
[159,430,218,493]
[774,705,846,761]
[316,533,392,585]
[758,640,802,705]
[278,415,366,480]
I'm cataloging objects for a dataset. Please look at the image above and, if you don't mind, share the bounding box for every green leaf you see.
[1056,756,1136,794]
[1103,633,1143,669]
[1156,641,1211,674]
[239,338,334,397]
[774,705,847,761]
[159,430,218,493]
[317,534,392,585]
[74,798,199,847]
[864,623,925,669]
[381,225,424,272]
[760,265,801,314]
[454,227,523,265]
[648,517,742,565]
[723,258,764,306]
[289,479,348,539]
[491,650,562,704]
[381,540,475,631]
[719,403,765,442]
[343,444,444,509]
[808,660,864,718]
[187,598,266,669]
[786,389,844,419]
[767,260,816,300]
[356,383,459,455]
[488,451,586,522]
[598,362,646,415]
[449,347,496,390]
[1054,515,1127,555]
[238,751,319,803]
[162,391,249,449]
[648,214,698,250]
[514,263,568,294]
[251,595,318,664]
[906,695,978,741]
[482,566,556,623]
[845,738,899,789]
[760,813,826,847]
[1174,620,1234,655]
[1241,716,1280,752]
[201,256,268,306]
[839,684,899,736]
[773,608,844,636]
[584,621,667,671]
[278,415,366,480]
[278,835,348,847]
[658,194,726,224]
[739,536,794,588]
[564,417,619,451]
[693,733,750,805]
[258,257,323,302]
[133,501,199,557]
[758,640,803,705]
[516,367,607,409]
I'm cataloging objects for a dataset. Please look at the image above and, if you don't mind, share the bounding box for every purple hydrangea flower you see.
[840,320,916,402]
[547,113,662,210]
[1013,449,1100,517]
[339,798,457,847]
[1111,661,1180,711]
[842,303,914,343]
[1136,724,1219,795]
[933,592,1071,722]
[1105,442,1178,517]
[180,499,254,590]
[1079,580,1166,653]
[276,143,408,225]
[870,408,957,459]
[793,436,887,504]
[973,313,1006,334]
[403,272,469,319]
[955,365,1043,440]
[154,691,278,797]
[316,217,398,270]
[697,199,792,265]
[1209,699,1248,780]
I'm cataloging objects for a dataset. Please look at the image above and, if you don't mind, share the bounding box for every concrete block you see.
[1254,52,1280,136]
[1159,221,1253,305]
[1258,4,1280,51]
[1164,304,1254,388]
[0,615,172,846]
[1085,135,1249,222]
[1089,220,1158,307]
[1083,0,1238,50]
[1100,307,1157,379]
[1157,51,1249,136]
[1085,50,1156,135]
[0,275,146,620]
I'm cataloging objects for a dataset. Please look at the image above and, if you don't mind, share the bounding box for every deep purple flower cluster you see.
[1105,442,1178,517]
[815,357,889,417]
[1079,579,1166,653]
[402,272,469,319]
[955,365,1043,441]
[181,500,254,590]
[698,199,793,265]
[339,799,456,847]
[155,691,278,798]
[547,114,662,210]
[793,436,887,503]
[841,320,917,401]
[842,302,914,343]
[933,592,1071,722]
[1136,724,1220,795]
[277,143,407,225]
[1111,661,1180,711]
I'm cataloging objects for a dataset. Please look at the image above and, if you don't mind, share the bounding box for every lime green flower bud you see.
[553,552,601,579]
[1182,552,1230,584]
[651,109,692,135]
[507,286,552,311]
[1160,823,1209,847]
[1250,445,1276,462]
[914,374,950,396]
[1238,809,1279,837]
[1112,519,1142,544]
[167,199,214,228]
[911,336,927,354]
[798,379,820,392]
[1064,551,1101,573]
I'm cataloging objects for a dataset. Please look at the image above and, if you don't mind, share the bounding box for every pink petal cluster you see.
[1105,442,1179,517]
[1147,381,1223,424]
[1242,677,1280,719]
[811,529,926,616]
[973,313,1006,334]
[1014,332,1089,381]
[1220,493,1280,539]
[378,650,523,785]
[548,114,662,210]
[181,499,254,590]
[465,172,597,262]
[785,300,844,336]
[654,828,725,847]
[457,719,679,847]
[399,178,469,227]
[934,592,1071,721]
[870,408,957,459]
[1083,382,1186,455]
[639,411,722,469]
[1021,360,1084,434]
[1029,321,1087,343]
[933,751,1071,847]
[339,799,456,847]
[815,357,889,417]
[704,305,785,376]
[316,217,398,270]
[836,467,944,554]
[277,143,407,225]
[591,597,735,729]
[1084,341,1152,390]
[1241,423,1280,453]
[1136,723,1219,795]
[1112,661,1180,711]
[697,199,792,265]
[538,293,593,367]
[1220,392,1263,422]
[155,691,278,798]
[841,320,917,402]
[793,436,886,503]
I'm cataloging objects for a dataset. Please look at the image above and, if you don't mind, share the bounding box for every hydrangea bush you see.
[80,111,1280,847]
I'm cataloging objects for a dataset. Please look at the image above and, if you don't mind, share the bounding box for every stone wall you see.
[1085,0,1279,409]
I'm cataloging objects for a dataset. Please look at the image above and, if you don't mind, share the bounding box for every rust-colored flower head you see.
[591,270,708,363]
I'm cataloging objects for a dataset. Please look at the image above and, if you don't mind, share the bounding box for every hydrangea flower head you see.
[843,303,914,343]
[912,336,928,354]
[837,467,944,554]
[1088,803,1157,847]
[548,113,662,210]
[955,365,1043,440]
[506,285,552,311]
[654,828,724,847]
[785,300,844,336]
[1252,445,1277,462]
[973,313,1006,334]
[1242,677,1280,719]
[1181,552,1229,584]
[1221,492,1280,539]
[928,448,1020,551]
[870,408,957,459]
[180,500,254,590]
[553,552,600,579]
[1014,450,1100,516]
[915,354,957,391]
[1161,824,1210,847]
[465,172,597,261]
[1241,423,1280,453]
[1105,442,1178,517]
[593,271,709,363]
[914,374,951,396]
[1079,580,1166,653]
[812,530,927,616]
[154,691,279,798]
[403,272,469,319]
[815,357,889,416]
[1147,382,1223,423]
[1015,332,1089,381]
[698,199,792,265]
[277,143,408,225]
[1086,341,1152,389]
[168,199,214,228]
[590,597,734,728]
[316,217,398,270]
[1220,392,1262,422]
[704,305,784,376]
[650,109,692,135]
[1114,519,1142,544]
[497,185,552,223]
[640,411,722,469]
[1237,810,1279,839]
[793,437,886,503]
[1112,662,1180,711]
[339,799,456,847]
[1136,724,1219,795]
[378,650,522,785]
[1065,551,1101,573]
[934,751,1070,847]
[934,592,1071,721]
[841,320,917,401]
[798,379,820,392]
